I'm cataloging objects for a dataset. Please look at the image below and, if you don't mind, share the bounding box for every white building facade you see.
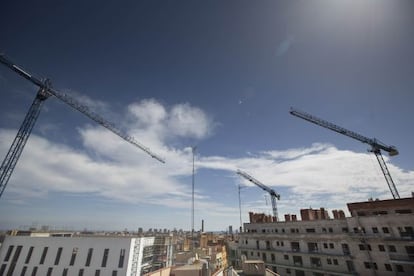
[0,235,172,276]
[238,197,414,276]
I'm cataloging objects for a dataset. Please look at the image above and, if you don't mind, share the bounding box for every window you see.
[291,242,300,252]
[95,270,101,276]
[342,227,349,233]
[323,243,328,249]
[271,253,275,262]
[55,247,63,265]
[286,268,291,274]
[396,265,404,272]
[382,227,390,233]
[31,266,38,276]
[359,244,371,251]
[373,210,388,215]
[6,245,23,275]
[276,241,280,246]
[86,248,93,266]
[70,248,78,266]
[266,240,271,250]
[79,269,84,276]
[364,262,377,270]
[399,226,414,238]
[378,245,385,252]
[62,268,68,276]
[342,243,350,255]
[333,259,338,265]
[308,242,318,252]
[293,256,303,266]
[384,264,392,271]
[280,241,284,246]
[388,245,396,252]
[395,209,412,214]
[329,243,334,249]
[322,228,327,233]
[4,245,14,261]
[40,247,48,264]
[102,248,109,266]
[306,228,315,233]
[46,267,53,276]
[118,249,125,268]
[262,253,267,261]
[291,228,295,233]
[327,258,332,265]
[346,260,355,272]
[284,255,289,260]
[24,246,33,265]
[282,228,285,233]
[21,266,28,276]
[256,240,260,250]
[310,257,321,267]
[372,227,378,233]
[328,228,333,233]
[112,271,118,276]
[0,264,7,275]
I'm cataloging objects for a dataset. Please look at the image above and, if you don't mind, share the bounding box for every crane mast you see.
[236,170,280,221]
[0,53,164,198]
[290,107,400,199]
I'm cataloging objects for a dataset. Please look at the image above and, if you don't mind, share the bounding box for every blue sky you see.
[1,0,413,231]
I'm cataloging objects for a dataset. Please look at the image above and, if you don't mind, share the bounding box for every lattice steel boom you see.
[290,107,400,199]
[0,53,164,198]
[237,170,280,221]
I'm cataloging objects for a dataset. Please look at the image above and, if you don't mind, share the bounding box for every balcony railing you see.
[389,253,414,263]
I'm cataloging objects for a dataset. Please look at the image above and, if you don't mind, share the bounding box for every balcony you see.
[389,253,414,264]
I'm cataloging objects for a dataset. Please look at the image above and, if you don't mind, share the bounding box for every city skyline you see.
[1,1,413,231]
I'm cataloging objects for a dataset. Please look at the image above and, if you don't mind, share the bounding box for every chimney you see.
[285,214,291,221]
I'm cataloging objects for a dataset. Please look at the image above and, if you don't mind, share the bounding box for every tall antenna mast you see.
[191,146,197,251]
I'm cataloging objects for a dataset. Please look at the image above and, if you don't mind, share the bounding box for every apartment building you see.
[0,234,173,276]
[238,197,414,276]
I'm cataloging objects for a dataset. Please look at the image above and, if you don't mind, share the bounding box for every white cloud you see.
[1,98,413,229]
[197,143,414,212]
[167,103,212,139]
[128,99,167,126]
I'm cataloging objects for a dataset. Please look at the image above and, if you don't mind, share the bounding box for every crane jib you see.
[289,107,400,199]
[0,53,165,198]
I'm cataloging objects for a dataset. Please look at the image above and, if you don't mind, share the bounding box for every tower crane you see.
[0,53,165,198]
[290,107,400,199]
[236,170,280,221]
